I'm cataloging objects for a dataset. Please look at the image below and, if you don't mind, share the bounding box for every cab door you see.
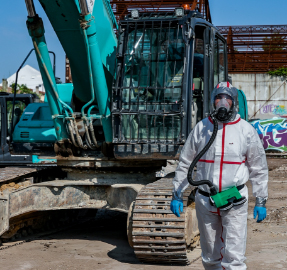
[189,24,211,133]
[189,25,229,134]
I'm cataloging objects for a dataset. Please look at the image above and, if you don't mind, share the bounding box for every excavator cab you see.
[112,9,228,159]
[0,93,36,164]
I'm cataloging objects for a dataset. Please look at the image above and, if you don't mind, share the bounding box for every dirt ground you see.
[1,157,287,270]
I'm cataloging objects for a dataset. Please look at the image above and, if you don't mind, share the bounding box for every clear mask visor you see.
[214,94,233,111]
[215,99,231,111]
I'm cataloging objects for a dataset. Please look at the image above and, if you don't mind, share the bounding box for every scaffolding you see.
[218,25,287,73]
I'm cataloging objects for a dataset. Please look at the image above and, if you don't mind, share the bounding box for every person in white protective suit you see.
[170,82,268,270]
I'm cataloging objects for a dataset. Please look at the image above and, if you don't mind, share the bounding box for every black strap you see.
[198,184,245,197]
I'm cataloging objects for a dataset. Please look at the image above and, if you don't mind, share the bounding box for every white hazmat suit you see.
[172,82,268,270]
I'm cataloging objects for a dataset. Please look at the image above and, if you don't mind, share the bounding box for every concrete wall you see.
[230,73,287,120]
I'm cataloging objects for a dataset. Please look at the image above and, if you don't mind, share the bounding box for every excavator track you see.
[128,178,199,265]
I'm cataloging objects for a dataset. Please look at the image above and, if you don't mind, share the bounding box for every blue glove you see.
[170,199,183,217]
[254,206,267,223]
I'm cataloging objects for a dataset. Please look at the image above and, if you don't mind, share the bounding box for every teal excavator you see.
[0,0,248,264]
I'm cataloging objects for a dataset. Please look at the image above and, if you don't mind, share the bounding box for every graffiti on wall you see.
[260,104,287,116]
[250,118,287,152]
[273,105,287,115]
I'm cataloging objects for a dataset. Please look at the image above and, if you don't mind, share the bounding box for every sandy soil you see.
[1,158,287,270]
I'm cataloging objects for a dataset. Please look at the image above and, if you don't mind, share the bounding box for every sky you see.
[0,0,287,83]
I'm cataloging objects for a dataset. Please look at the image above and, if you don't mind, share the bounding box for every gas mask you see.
[211,82,238,123]
[214,94,234,122]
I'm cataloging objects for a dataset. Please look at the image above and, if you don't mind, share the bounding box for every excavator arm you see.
[24,0,117,155]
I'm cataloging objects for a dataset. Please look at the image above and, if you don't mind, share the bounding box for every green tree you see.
[11,83,34,94]
[262,33,287,52]
[10,83,42,99]
[267,67,287,77]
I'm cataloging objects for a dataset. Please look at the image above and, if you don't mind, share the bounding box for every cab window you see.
[193,25,205,92]
[218,38,226,83]
[214,35,227,87]
[7,100,26,136]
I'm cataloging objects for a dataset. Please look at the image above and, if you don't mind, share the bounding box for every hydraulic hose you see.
[187,111,219,195]
[68,120,79,148]
[89,120,100,147]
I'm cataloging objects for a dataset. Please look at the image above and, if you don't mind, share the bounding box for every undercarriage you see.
[0,159,199,264]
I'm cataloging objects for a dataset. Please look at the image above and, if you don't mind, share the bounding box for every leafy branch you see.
[267,67,287,78]
[11,83,41,98]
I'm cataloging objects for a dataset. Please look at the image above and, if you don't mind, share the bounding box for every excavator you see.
[0,0,248,264]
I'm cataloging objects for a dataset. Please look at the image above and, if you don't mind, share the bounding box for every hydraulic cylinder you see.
[26,15,69,142]
[84,14,113,143]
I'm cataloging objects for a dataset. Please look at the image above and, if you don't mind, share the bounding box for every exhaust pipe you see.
[25,0,36,17]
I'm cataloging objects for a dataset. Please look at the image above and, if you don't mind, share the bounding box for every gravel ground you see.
[1,158,287,270]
